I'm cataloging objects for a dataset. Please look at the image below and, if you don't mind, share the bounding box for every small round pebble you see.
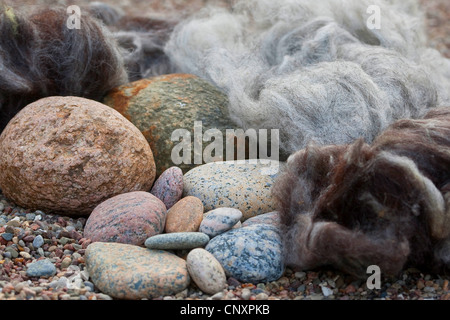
[165,196,203,233]
[186,248,227,295]
[1,233,13,241]
[26,259,57,278]
[150,167,183,209]
[199,208,243,238]
[144,232,210,250]
[32,235,44,249]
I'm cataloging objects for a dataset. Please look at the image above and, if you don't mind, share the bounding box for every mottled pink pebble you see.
[150,167,183,209]
[84,191,167,245]
[165,196,203,233]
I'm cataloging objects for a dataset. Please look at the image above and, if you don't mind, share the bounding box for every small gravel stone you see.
[19,251,31,259]
[256,293,269,300]
[32,235,44,248]
[26,259,56,278]
[61,257,72,269]
[210,292,225,300]
[241,288,252,300]
[295,272,306,280]
[321,286,333,297]
[1,233,13,241]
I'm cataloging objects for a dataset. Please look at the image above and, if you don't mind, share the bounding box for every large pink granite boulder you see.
[0,96,156,216]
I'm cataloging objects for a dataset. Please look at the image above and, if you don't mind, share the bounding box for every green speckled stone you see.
[85,242,190,299]
[145,232,210,250]
[103,74,238,176]
[183,160,282,221]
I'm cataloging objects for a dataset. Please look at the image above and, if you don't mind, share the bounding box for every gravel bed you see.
[1,192,449,301]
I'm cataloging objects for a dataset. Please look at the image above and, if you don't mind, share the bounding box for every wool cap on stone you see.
[0,96,156,216]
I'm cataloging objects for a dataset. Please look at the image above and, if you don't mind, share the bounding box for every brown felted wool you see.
[273,107,450,277]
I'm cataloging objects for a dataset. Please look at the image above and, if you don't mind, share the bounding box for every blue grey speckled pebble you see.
[145,232,210,250]
[199,208,243,238]
[26,259,56,278]
[183,160,282,221]
[205,224,284,283]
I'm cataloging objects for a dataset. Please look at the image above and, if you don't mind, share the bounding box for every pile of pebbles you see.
[1,191,449,300]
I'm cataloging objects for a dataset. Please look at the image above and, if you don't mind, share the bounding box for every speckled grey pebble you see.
[199,208,243,238]
[205,224,284,283]
[183,160,281,220]
[26,259,56,278]
[144,232,210,250]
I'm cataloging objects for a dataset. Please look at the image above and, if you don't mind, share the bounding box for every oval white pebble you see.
[186,248,227,295]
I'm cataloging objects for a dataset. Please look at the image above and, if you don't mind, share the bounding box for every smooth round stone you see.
[205,224,284,283]
[0,96,156,216]
[183,160,281,221]
[144,232,210,250]
[150,167,183,210]
[199,208,243,238]
[26,259,56,278]
[84,191,166,246]
[241,211,281,228]
[103,74,238,176]
[85,242,190,299]
[186,248,227,295]
[165,196,203,233]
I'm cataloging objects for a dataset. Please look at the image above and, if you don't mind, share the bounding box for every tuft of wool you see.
[87,2,178,81]
[165,0,450,155]
[0,5,128,133]
[272,107,450,277]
